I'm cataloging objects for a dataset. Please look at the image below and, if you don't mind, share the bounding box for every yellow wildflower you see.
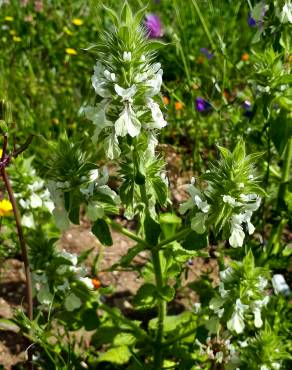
[72,18,83,26]
[0,149,2,157]
[0,199,13,217]
[13,36,21,42]
[65,48,77,55]
[5,16,14,22]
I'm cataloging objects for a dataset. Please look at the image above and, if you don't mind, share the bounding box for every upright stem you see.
[151,249,166,370]
[277,137,292,211]
[139,183,165,369]
[1,167,33,369]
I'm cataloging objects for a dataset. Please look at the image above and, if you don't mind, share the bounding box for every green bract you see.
[83,4,167,159]
[180,140,266,247]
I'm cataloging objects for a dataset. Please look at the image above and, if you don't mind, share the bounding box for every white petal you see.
[115,104,141,137]
[145,69,163,97]
[103,132,121,160]
[78,277,94,289]
[147,98,167,129]
[30,193,43,208]
[114,84,137,101]
[229,225,245,247]
[227,311,245,334]
[194,195,210,213]
[253,307,263,328]
[92,62,111,98]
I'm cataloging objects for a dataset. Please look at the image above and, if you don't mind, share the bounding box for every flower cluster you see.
[32,249,96,311]
[9,156,54,228]
[84,5,167,159]
[196,336,236,366]
[180,140,265,247]
[209,252,269,334]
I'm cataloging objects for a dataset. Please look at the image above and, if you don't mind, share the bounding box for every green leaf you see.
[160,286,175,302]
[159,213,182,238]
[0,120,8,133]
[98,345,132,365]
[92,219,113,246]
[0,319,19,333]
[82,308,100,331]
[68,205,80,225]
[270,113,292,155]
[182,231,208,251]
[133,283,157,309]
[118,244,145,268]
[152,177,168,206]
[144,213,161,246]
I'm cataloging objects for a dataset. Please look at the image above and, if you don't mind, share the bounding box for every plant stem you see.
[100,303,151,342]
[151,248,166,370]
[156,227,191,251]
[277,137,292,211]
[139,183,166,369]
[105,217,150,248]
[1,167,33,370]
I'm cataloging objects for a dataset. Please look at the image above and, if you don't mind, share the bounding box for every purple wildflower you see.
[200,47,214,60]
[242,100,253,117]
[145,13,163,38]
[196,97,211,113]
[248,13,257,27]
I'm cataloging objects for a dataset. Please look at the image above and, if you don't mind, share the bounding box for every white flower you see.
[115,103,141,137]
[229,220,245,248]
[123,51,132,61]
[227,299,248,334]
[114,84,137,101]
[253,307,263,328]
[223,195,241,207]
[92,62,111,98]
[279,2,292,23]
[194,195,210,213]
[103,131,121,159]
[147,132,158,156]
[146,98,167,129]
[79,277,94,289]
[257,276,268,290]
[30,193,43,208]
[104,69,116,81]
[260,365,269,370]
[22,214,35,228]
[219,267,233,282]
[59,251,78,266]
[145,68,163,97]
[83,100,113,143]
[272,274,290,296]
[191,212,208,234]
[227,310,245,333]
[193,302,201,313]
[219,282,229,298]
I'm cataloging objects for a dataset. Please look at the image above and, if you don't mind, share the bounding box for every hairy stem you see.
[151,248,166,370]
[139,183,166,369]
[277,137,292,211]
[105,217,150,248]
[1,167,33,370]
